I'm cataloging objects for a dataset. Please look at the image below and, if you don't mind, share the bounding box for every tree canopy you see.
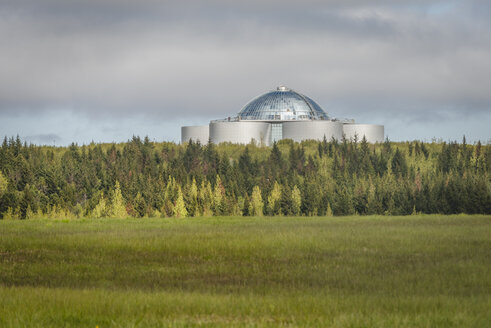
[0,136,489,219]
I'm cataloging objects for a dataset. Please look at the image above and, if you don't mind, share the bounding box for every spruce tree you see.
[25,204,35,220]
[187,178,199,216]
[212,175,224,215]
[291,185,302,216]
[199,180,213,217]
[249,186,264,216]
[110,181,128,218]
[242,194,250,216]
[173,186,188,218]
[92,193,108,218]
[280,184,292,216]
[326,202,333,217]
[0,171,7,198]
[133,192,147,218]
[267,181,282,216]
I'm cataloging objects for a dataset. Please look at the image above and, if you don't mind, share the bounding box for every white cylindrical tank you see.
[343,124,384,143]
[209,121,272,146]
[282,121,343,142]
[181,125,210,144]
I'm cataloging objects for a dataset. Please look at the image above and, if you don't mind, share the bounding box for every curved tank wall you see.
[282,121,343,142]
[210,121,272,146]
[343,124,384,143]
[181,125,209,144]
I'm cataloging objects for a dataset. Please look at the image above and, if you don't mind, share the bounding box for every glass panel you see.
[238,89,329,121]
[271,123,283,143]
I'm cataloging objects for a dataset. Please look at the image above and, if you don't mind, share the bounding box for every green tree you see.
[326,202,333,217]
[332,182,355,216]
[267,181,282,216]
[291,185,302,216]
[199,180,213,217]
[3,207,21,220]
[110,181,128,218]
[391,148,408,178]
[133,192,147,218]
[212,175,225,215]
[186,178,199,217]
[242,194,250,216]
[249,185,264,216]
[25,204,33,219]
[92,193,108,218]
[173,186,188,218]
[0,171,7,198]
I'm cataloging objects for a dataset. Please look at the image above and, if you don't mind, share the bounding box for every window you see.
[271,123,283,143]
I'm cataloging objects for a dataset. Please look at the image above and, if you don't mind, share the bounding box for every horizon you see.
[1,133,488,148]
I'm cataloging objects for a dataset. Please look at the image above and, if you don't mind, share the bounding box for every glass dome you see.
[238,86,329,121]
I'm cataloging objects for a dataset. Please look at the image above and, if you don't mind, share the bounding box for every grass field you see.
[0,215,490,327]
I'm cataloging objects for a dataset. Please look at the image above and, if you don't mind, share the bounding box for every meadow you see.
[0,215,490,327]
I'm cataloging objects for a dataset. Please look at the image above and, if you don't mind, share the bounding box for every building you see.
[181,86,384,146]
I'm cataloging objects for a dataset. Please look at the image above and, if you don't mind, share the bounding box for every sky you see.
[1,0,490,145]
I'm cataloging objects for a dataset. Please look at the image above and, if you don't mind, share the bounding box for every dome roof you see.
[238,86,329,121]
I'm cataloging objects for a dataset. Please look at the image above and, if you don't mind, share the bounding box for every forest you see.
[0,135,490,219]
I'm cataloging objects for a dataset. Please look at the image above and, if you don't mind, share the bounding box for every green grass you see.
[0,215,490,327]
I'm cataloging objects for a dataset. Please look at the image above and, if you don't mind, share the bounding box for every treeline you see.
[0,135,490,219]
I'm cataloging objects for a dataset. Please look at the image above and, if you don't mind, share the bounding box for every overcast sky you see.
[1,0,490,145]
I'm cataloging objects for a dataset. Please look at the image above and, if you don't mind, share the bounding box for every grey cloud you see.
[24,133,62,145]
[0,0,490,142]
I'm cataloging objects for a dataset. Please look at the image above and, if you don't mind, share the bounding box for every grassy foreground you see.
[0,215,490,327]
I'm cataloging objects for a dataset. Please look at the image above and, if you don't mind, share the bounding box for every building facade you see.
[181,86,384,145]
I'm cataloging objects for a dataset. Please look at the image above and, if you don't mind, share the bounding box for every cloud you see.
[24,134,62,145]
[0,0,490,142]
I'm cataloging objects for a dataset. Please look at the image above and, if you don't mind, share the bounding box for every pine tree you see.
[173,186,188,218]
[164,176,178,206]
[366,180,382,215]
[332,182,355,216]
[291,185,302,216]
[267,181,282,216]
[25,204,35,220]
[326,202,333,217]
[187,178,199,216]
[242,194,250,216]
[249,185,264,216]
[110,181,128,218]
[212,175,225,215]
[0,171,7,198]
[74,204,84,218]
[280,184,292,216]
[391,148,408,178]
[3,207,20,220]
[92,193,108,218]
[199,180,213,217]
[301,179,319,216]
[133,192,147,218]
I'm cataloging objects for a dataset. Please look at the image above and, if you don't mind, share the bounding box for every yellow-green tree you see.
[3,207,20,220]
[162,176,178,217]
[213,175,225,215]
[0,171,7,198]
[291,185,302,216]
[173,186,188,218]
[326,202,333,217]
[186,178,199,216]
[249,185,264,216]
[110,181,128,218]
[267,181,282,216]
[92,193,108,218]
[25,204,34,220]
[199,181,213,216]
[133,192,147,218]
